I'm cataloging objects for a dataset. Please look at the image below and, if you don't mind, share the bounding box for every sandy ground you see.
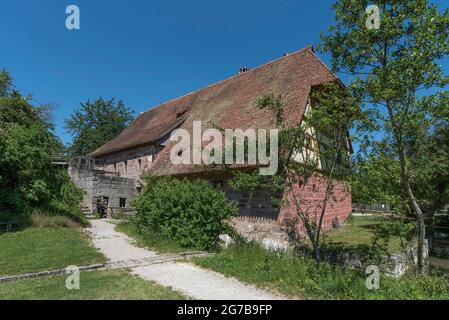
[87,219,284,300]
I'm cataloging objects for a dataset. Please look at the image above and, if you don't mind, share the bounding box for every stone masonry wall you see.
[230,216,295,251]
[318,241,429,278]
[69,168,137,213]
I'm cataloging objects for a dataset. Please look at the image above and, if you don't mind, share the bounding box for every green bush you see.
[25,172,87,226]
[133,177,238,250]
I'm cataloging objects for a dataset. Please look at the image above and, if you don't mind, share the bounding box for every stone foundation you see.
[230,216,295,251]
[317,242,429,277]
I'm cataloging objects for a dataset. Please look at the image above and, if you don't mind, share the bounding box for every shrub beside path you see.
[87,220,286,300]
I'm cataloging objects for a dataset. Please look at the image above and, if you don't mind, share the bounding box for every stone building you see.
[69,157,137,214]
[71,47,352,246]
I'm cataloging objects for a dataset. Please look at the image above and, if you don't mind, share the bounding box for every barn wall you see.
[215,174,352,248]
[98,145,161,181]
[279,174,352,235]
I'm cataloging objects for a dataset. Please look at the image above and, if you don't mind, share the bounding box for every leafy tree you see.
[321,0,449,272]
[0,69,12,97]
[350,151,408,214]
[0,70,85,223]
[412,101,449,214]
[65,98,134,157]
[231,83,361,261]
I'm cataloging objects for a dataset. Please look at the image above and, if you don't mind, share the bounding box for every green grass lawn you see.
[116,222,196,254]
[0,270,186,300]
[0,225,106,276]
[320,215,405,253]
[194,243,449,300]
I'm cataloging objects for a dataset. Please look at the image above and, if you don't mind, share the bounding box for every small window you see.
[305,135,313,150]
[138,159,142,170]
[124,161,128,172]
[119,198,127,208]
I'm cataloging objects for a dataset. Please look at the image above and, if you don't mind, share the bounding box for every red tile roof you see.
[90,47,339,176]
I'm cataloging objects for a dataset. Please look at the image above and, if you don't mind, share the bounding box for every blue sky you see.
[0,0,448,145]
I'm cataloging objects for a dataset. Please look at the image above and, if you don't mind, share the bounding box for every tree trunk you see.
[387,102,427,274]
[313,241,321,261]
[399,147,427,273]
[315,130,342,257]
[287,174,321,261]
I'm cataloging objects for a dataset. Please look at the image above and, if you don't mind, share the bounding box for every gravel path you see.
[87,220,284,300]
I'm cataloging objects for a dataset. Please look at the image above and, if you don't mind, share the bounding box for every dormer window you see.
[176,109,188,118]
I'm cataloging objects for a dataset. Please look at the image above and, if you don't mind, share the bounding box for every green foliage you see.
[133,177,239,250]
[45,171,86,224]
[229,171,265,192]
[321,0,449,272]
[0,69,12,97]
[112,209,127,220]
[372,219,416,251]
[194,243,449,300]
[413,112,449,213]
[322,0,449,178]
[256,93,285,125]
[0,70,85,224]
[65,97,134,157]
[350,152,409,214]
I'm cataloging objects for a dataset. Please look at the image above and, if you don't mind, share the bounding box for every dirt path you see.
[87,220,285,300]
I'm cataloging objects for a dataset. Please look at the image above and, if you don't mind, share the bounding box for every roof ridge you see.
[140,46,316,115]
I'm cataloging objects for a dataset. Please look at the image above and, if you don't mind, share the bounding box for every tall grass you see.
[30,213,76,229]
[194,243,449,300]
[30,206,88,227]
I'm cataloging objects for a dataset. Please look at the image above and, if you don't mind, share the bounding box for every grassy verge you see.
[0,270,186,300]
[0,217,105,276]
[193,243,449,300]
[116,222,196,254]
